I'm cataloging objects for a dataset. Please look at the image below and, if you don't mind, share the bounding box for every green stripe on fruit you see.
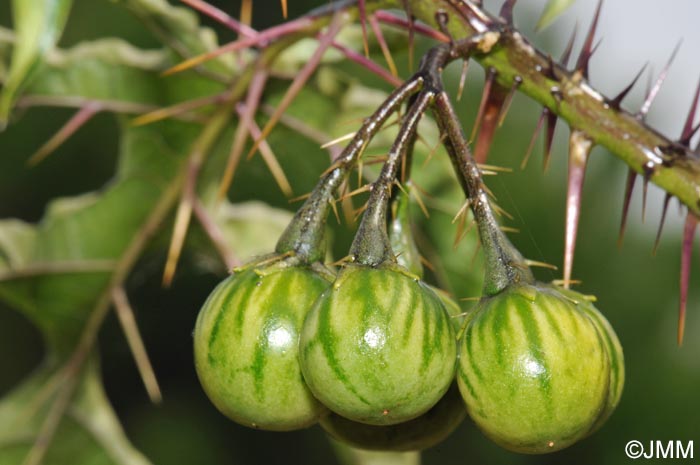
[458,283,610,454]
[194,265,330,431]
[300,264,457,426]
[557,287,625,434]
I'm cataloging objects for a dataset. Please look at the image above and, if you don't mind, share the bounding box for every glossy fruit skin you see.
[194,265,330,431]
[559,288,625,433]
[457,283,610,454]
[320,383,466,451]
[300,264,457,426]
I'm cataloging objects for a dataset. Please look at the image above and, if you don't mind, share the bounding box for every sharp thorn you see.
[638,40,682,119]
[474,71,510,163]
[358,0,369,57]
[609,63,648,110]
[563,130,593,289]
[642,172,650,223]
[544,54,558,81]
[653,193,672,256]
[470,68,496,143]
[543,108,557,172]
[499,0,517,25]
[239,0,252,26]
[680,76,700,145]
[400,0,416,72]
[281,0,288,18]
[111,287,163,404]
[678,214,697,346]
[368,14,399,77]
[27,102,102,166]
[575,0,603,79]
[457,60,469,102]
[618,169,637,247]
[559,23,578,67]
[497,76,522,127]
[521,109,545,170]
[246,14,343,160]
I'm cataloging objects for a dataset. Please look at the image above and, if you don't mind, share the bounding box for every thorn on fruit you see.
[638,40,682,119]
[679,214,698,346]
[575,0,603,79]
[653,193,672,256]
[563,130,593,289]
[618,169,637,247]
[609,64,647,110]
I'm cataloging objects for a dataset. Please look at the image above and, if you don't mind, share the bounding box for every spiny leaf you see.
[535,0,576,32]
[0,0,73,128]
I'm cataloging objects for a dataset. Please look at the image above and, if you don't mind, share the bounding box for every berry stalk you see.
[275,78,424,263]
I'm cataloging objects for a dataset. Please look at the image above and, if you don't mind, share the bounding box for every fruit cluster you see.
[193,50,624,454]
[193,257,623,453]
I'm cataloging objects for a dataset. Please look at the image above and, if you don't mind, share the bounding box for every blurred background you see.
[0,0,698,464]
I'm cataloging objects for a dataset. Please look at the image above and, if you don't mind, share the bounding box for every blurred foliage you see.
[0,1,698,465]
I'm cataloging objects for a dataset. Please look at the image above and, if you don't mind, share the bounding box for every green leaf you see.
[0,358,151,465]
[0,0,73,127]
[26,37,225,106]
[116,0,235,76]
[535,0,577,31]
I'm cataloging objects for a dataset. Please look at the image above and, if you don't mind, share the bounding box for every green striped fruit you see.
[320,383,466,451]
[559,288,624,433]
[300,264,457,426]
[457,283,610,454]
[193,265,331,431]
